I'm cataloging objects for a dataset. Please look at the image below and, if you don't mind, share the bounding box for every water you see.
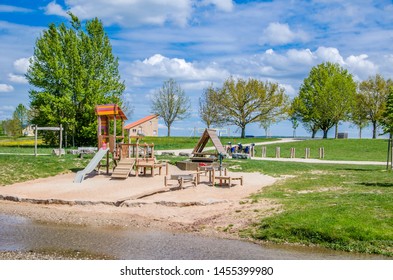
[0,214,389,260]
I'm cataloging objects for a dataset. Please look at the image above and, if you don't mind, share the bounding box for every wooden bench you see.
[164,174,197,189]
[211,169,243,187]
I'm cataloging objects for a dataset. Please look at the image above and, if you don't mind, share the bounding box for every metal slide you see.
[73,148,109,183]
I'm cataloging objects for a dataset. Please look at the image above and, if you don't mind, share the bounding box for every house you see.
[124,115,159,137]
[22,125,35,136]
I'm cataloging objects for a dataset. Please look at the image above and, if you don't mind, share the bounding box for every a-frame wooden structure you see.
[191,129,226,161]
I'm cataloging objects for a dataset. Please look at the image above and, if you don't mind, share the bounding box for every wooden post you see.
[261,146,266,158]
[290,147,296,158]
[59,124,62,157]
[34,124,38,157]
[305,148,310,159]
[275,147,280,158]
[319,147,325,159]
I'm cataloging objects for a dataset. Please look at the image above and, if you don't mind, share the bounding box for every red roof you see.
[95,104,127,120]
[124,115,158,130]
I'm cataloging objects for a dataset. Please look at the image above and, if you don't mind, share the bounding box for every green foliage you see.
[26,13,125,146]
[151,79,191,136]
[1,118,21,137]
[358,74,393,138]
[213,77,288,138]
[199,84,225,128]
[13,104,29,129]
[293,62,356,138]
[351,93,369,138]
[380,85,393,135]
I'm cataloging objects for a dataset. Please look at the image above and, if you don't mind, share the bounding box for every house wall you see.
[128,117,158,137]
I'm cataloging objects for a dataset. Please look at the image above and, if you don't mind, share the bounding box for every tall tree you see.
[199,84,225,128]
[380,86,393,134]
[351,93,369,139]
[151,79,191,136]
[380,86,393,169]
[293,62,356,138]
[214,77,288,138]
[26,13,125,145]
[358,74,393,139]
[13,104,28,129]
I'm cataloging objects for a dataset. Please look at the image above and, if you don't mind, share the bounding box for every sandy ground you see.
[0,164,280,239]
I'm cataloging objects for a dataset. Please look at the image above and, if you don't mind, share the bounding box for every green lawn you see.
[238,163,393,257]
[143,136,276,150]
[258,139,388,161]
[0,153,90,185]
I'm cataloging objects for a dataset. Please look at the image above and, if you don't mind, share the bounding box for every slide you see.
[73,148,109,183]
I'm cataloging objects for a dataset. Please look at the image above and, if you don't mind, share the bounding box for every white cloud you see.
[260,22,308,46]
[13,57,31,74]
[129,54,229,81]
[315,47,345,65]
[8,73,28,84]
[0,84,14,92]
[43,1,68,17]
[345,54,378,80]
[45,0,193,27]
[200,0,234,12]
[286,49,315,65]
[0,5,32,13]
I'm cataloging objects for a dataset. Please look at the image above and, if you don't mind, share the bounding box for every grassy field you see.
[142,136,275,150]
[257,139,388,161]
[237,163,393,257]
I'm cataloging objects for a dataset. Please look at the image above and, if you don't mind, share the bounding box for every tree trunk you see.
[322,129,328,139]
[359,127,362,139]
[335,123,338,139]
[311,130,316,138]
[167,125,171,137]
[372,121,377,139]
[241,126,246,138]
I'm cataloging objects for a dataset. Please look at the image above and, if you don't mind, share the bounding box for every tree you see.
[350,93,369,139]
[151,79,191,136]
[358,74,393,139]
[213,77,288,138]
[199,84,225,128]
[26,13,125,146]
[293,62,356,138]
[1,118,21,137]
[13,104,29,135]
[380,86,393,169]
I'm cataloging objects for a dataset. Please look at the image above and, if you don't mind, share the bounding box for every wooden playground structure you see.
[76,106,242,188]
[95,104,167,180]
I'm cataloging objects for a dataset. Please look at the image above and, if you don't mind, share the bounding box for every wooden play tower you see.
[95,104,128,173]
[95,104,163,179]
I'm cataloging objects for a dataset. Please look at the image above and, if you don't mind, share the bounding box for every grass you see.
[236,163,393,257]
[259,139,388,161]
[142,136,276,150]
[0,153,90,185]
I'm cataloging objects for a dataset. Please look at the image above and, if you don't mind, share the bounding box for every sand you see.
[0,164,280,238]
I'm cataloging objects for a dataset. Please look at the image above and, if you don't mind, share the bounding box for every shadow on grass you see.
[335,167,384,172]
[359,182,393,188]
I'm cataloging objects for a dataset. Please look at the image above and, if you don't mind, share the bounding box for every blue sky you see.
[1,0,393,138]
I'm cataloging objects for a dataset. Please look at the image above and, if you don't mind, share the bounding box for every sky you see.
[1,0,393,138]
